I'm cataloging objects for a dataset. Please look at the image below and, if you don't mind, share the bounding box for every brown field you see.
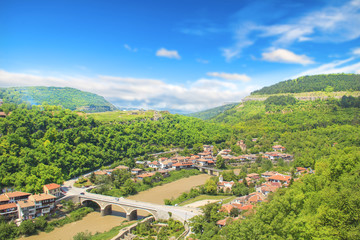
[126,174,211,204]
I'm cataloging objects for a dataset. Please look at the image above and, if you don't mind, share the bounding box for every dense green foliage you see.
[191,97,360,239]
[186,103,239,120]
[133,219,184,239]
[0,105,229,192]
[252,74,360,95]
[0,86,117,112]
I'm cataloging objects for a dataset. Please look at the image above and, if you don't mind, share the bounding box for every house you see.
[247,173,260,180]
[296,167,307,175]
[94,170,108,176]
[131,168,143,175]
[0,194,10,205]
[257,182,281,196]
[246,192,266,204]
[236,140,247,152]
[196,159,209,166]
[203,145,213,152]
[216,218,229,227]
[217,176,235,192]
[137,172,155,180]
[272,145,286,152]
[0,203,18,221]
[157,169,170,177]
[238,204,253,211]
[43,183,61,198]
[220,204,234,214]
[0,112,6,118]
[172,161,194,170]
[159,160,173,169]
[268,174,291,185]
[261,171,278,179]
[148,161,160,169]
[219,149,232,157]
[115,165,130,171]
[28,194,56,217]
[2,191,31,204]
[17,200,36,221]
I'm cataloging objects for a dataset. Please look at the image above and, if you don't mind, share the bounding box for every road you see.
[60,177,201,222]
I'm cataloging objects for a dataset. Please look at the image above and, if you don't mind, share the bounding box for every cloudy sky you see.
[1,0,360,113]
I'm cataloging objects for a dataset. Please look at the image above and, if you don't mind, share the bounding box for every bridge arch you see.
[81,199,102,210]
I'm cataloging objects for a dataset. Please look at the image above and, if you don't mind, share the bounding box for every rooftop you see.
[44,183,61,190]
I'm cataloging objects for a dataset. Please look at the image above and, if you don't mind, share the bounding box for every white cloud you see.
[262,48,314,65]
[353,47,360,55]
[124,44,138,52]
[156,48,181,59]
[292,57,360,78]
[223,0,360,61]
[196,58,209,64]
[207,72,251,82]
[0,69,256,113]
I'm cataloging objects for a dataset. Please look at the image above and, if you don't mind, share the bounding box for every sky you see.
[1,0,360,113]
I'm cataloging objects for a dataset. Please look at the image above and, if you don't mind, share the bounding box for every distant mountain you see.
[0,86,117,112]
[186,103,239,120]
[251,73,360,95]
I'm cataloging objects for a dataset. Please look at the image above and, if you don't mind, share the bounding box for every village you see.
[0,142,313,229]
[88,142,312,227]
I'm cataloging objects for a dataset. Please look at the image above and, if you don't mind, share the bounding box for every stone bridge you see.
[70,192,200,222]
[195,166,223,176]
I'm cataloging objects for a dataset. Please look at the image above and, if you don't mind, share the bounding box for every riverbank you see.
[20,174,211,240]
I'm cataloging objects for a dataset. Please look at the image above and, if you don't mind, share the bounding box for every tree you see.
[89,172,96,183]
[19,220,36,236]
[73,231,92,240]
[204,179,217,195]
[232,182,249,196]
[216,155,225,169]
[230,207,240,217]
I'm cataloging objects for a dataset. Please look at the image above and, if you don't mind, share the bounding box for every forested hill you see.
[0,86,117,113]
[190,96,360,239]
[251,73,360,95]
[186,103,238,120]
[0,104,230,193]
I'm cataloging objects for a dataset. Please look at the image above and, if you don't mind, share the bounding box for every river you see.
[21,174,211,240]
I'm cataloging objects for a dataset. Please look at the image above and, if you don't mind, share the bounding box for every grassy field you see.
[88,110,161,122]
[180,195,237,206]
[90,222,135,240]
[244,91,360,101]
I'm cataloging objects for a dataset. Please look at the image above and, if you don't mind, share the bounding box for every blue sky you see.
[1,0,360,113]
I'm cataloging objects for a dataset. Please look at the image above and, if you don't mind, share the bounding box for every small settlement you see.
[215,166,314,227]
[92,143,294,182]
[0,183,61,224]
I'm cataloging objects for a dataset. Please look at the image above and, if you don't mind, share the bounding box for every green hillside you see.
[251,73,360,95]
[186,103,238,120]
[189,96,360,239]
[0,86,117,113]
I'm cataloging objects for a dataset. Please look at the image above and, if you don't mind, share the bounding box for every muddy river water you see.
[21,174,211,240]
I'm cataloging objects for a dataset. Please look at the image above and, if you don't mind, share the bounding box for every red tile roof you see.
[44,183,61,191]
[0,203,17,211]
[220,204,234,213]
[269,175,291,182]
[5,191,31,198]
[239,204,253,211]
[0,194,9,202]
[216,218,228,226]
[29,194,56,201]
